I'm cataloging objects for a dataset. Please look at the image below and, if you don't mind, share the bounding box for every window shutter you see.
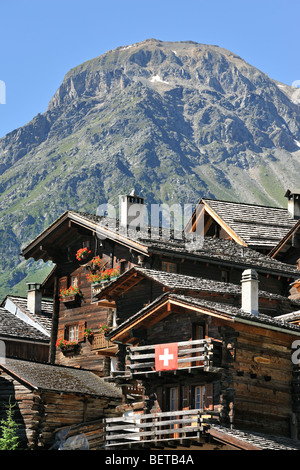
[59,276,68,290]
[204,383,214,410]
[57,325,65,342]
[78,321,86,342]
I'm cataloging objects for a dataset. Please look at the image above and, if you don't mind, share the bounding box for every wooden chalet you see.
[186,191,300,259]
[0,307,49,363]
[98,269,300,449]
[0,285,52,362]
[0,358,121,449]
[20,192,300,380]
[267,190,300,266]
[17,191,300,450]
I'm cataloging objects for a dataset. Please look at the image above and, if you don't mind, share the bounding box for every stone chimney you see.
[27,283,42,315]
[119,189,145,229]
[285,190,300,219]
[241,269,259,316]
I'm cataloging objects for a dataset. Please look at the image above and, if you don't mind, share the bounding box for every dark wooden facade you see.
[0,306,50,363]
[21,209,300,380]
[105,289,300,444]
[0,358,121,450]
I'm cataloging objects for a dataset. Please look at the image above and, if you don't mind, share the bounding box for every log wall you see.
[0,369,121,450]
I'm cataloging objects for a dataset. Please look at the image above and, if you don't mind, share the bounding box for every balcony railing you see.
[126,338,221,378]
[90,330,116,353]
[104,408,220,448]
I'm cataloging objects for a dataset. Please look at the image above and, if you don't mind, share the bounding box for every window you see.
[71,276,78,288]
[194,385,205,409]
[110,308,117,327]
[162,261,177,273]
[220,270,229,283]
[67,324,79,342]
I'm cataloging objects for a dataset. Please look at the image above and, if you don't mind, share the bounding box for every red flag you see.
[155,343,178,371]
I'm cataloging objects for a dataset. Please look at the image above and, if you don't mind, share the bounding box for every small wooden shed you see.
[0,358,122,449]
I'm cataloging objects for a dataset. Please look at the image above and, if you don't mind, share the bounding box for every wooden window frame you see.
[67,324,79,342]
[194,385,206,410]
[71,275,79,288]
[161,261,177,273]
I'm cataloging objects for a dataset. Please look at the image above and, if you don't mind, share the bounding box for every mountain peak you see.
[0,38,300,297]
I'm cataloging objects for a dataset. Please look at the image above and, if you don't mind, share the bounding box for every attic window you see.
[220,270,229,283]
[162,261,177,273]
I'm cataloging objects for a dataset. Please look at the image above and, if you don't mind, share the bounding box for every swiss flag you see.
[155,343,178,371]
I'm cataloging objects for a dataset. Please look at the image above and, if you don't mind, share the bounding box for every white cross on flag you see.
[155,343,178,371]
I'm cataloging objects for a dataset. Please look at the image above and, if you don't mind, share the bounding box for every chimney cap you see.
[27,282,42,291]
[285,189,300,199]
[241,268,259,281]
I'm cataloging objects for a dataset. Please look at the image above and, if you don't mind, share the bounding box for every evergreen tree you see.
[0,398,19,450]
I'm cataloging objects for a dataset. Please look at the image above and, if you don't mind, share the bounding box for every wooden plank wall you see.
[0,371,40,449]
[0,369,121,449]
[222,322,295,437]
[4,339,49,363]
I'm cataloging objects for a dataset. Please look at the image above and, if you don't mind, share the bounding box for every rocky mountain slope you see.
[1,38,300,297]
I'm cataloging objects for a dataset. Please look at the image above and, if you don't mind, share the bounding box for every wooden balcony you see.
[90,330,117,356]
[104,408,220,449]
[125,338,222,378]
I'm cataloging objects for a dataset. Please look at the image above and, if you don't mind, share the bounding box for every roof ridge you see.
[202,197,287,210]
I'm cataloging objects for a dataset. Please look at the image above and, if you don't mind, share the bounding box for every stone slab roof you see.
[1,295,52,336]
[201,198,297,250]
[0,358,122,399]
[109,291,300,340]
[169,293,300,333]
[72,210,299,277]
[0,307,49,342]
[133,267,297,303]
[209,425,300,450]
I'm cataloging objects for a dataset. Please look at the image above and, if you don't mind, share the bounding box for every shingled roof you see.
[1,295,52,336]
[208,425,300,450]
[0,307,49,342]
[97,266,300,314]
[22,208,299,278]
[140,236,299,277]
[200,198,297,250]
[108,291,300,343]
[70,211,299,277]
[0,358,122,398]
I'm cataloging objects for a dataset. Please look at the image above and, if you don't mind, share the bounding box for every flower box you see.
[56,340,80,356]
[59,287,83,305]
[86,267,120,285]
[61,294,77,303]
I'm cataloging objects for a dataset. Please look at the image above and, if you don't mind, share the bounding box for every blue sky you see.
[0,0,299,138]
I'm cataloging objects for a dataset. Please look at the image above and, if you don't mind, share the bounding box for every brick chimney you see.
[285,190,300,219]
[27,283,42,315]
[241,269,259,316]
